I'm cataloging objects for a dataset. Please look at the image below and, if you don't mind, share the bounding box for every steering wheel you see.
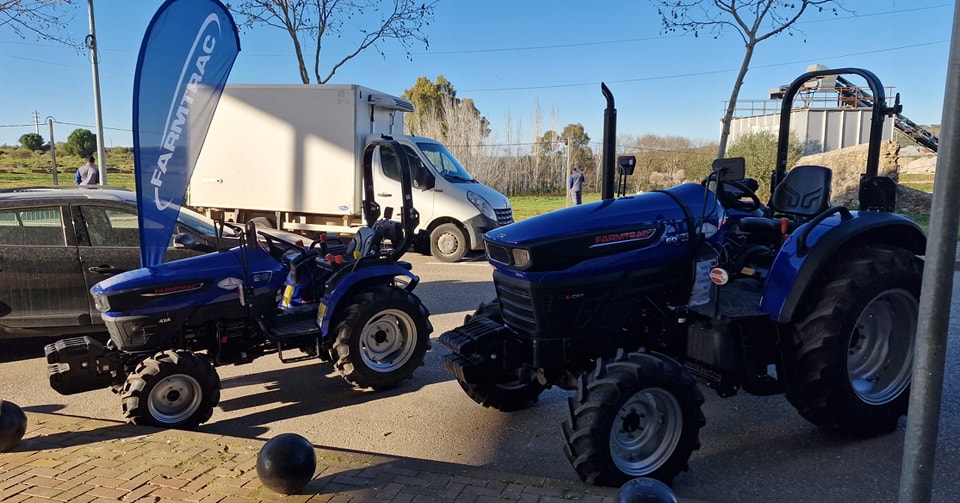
[720,180,762,213]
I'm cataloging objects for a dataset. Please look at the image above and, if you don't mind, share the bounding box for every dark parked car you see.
[0,186,250,338]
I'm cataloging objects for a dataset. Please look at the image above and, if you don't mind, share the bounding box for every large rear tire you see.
[456,301,546,411]
[333,286,431,390]
[121,350,220,429]
[562,351,705,487]
[784,245,922,436]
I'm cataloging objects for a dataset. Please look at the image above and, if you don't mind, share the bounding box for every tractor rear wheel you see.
[562,351,705,487]
[784,245,922,436]
[121,350,220,429]
[333,286,431,390]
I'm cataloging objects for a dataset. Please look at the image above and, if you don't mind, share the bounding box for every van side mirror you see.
[618,155,636,176]
[711,157,746,182]
[415,166,435,191]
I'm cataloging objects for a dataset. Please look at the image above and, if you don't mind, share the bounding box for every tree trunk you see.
[717,42,756,159]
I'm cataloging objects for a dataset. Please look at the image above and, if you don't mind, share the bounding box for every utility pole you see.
[33,111,41,134]
[86,0,108,184]
[564,136,572,207]
[47,118,58,186]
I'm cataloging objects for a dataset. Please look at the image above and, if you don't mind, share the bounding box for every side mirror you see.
[618,155,636,176]
[415,166,435,191]
[174,232,215,252]
[174,232,196,249]
[711,157,746,182]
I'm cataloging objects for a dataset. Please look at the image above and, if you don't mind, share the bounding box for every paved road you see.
[2,251,959,502]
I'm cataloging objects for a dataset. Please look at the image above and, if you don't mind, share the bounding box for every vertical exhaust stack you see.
[601,83,617,201]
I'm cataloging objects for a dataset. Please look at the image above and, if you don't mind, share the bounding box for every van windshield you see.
[416,142,475,183]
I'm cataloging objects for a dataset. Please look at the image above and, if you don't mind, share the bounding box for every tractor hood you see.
[90,245,286,315]
[484,183,721,273]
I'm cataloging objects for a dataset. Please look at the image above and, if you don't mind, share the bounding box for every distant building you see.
[726,65,937,155]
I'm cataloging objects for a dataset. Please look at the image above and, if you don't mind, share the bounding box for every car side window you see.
[0,207,65,246]
[79,206,140,247]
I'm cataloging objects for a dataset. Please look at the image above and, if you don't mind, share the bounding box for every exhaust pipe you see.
[601,83,616,200]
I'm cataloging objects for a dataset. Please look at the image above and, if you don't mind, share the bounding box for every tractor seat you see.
[738,165,833,241]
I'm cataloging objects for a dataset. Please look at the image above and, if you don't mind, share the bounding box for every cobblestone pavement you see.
[1,412,623,503]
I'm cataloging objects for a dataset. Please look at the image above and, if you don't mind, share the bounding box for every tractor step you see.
[259,305,321,363]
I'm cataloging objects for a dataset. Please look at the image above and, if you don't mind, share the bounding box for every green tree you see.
[727,130,803,201]
[652,0,843,159]
[230,0,437,84]
[402,76,489,140]
[64,129,97,157]
[18,133,45,152]
[560,123,593,174]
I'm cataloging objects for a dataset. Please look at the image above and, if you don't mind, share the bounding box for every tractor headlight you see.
[512,248,532,269]
[467,191,497,221]
[92,293,111,312]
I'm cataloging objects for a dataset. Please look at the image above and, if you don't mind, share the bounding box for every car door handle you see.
[88,265,126,275]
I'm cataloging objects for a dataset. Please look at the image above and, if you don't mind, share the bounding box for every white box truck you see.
[188,84,513,262]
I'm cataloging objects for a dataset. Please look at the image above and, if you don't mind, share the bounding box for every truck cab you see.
[371,136,512,262]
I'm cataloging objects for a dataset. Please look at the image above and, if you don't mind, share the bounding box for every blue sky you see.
[0,1,954,151]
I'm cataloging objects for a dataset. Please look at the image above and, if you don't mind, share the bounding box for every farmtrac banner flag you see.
[133,0,240,267]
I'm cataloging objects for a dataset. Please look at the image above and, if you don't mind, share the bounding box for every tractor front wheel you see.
[120,350,220,429]
[562,351,705,487]
[455,301,545,411]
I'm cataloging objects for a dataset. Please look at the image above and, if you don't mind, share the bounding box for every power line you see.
[394,4,952,57]
[459,40,947,93]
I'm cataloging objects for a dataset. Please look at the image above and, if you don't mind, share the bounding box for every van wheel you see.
[430,223,467,262]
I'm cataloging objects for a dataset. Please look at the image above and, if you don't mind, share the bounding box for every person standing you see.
[569,167,585,205]
[75,155,100,185]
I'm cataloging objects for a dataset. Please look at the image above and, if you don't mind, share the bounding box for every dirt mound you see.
[796,140,932,214]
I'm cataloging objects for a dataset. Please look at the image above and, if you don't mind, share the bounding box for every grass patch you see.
[509,192,601,220]
[0,170,136,189]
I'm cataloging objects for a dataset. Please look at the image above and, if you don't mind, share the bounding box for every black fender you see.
[761,212,925,323]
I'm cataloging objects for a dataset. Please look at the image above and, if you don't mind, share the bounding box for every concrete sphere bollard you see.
[0,400,28,452]
[617,477,678,503]
[256,433,316,494]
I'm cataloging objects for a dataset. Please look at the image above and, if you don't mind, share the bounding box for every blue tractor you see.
[439,68,925,486]
[45,140,432,429]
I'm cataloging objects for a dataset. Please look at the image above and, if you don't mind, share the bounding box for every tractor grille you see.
[495,281,536,336]
[495,208,514,226]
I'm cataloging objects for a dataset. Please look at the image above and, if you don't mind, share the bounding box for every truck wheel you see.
[457,301,546,411]
[562,351,705,487]
[120,350,220,429]
[784,245,921,436]
[430,223,467,263]
[333,286,431,390]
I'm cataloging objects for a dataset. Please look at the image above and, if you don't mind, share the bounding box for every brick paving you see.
[0,412,621,502]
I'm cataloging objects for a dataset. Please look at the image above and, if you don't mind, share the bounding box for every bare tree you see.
[0,0,78,46]
[653,0,843,159]
[231,0,437,84]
